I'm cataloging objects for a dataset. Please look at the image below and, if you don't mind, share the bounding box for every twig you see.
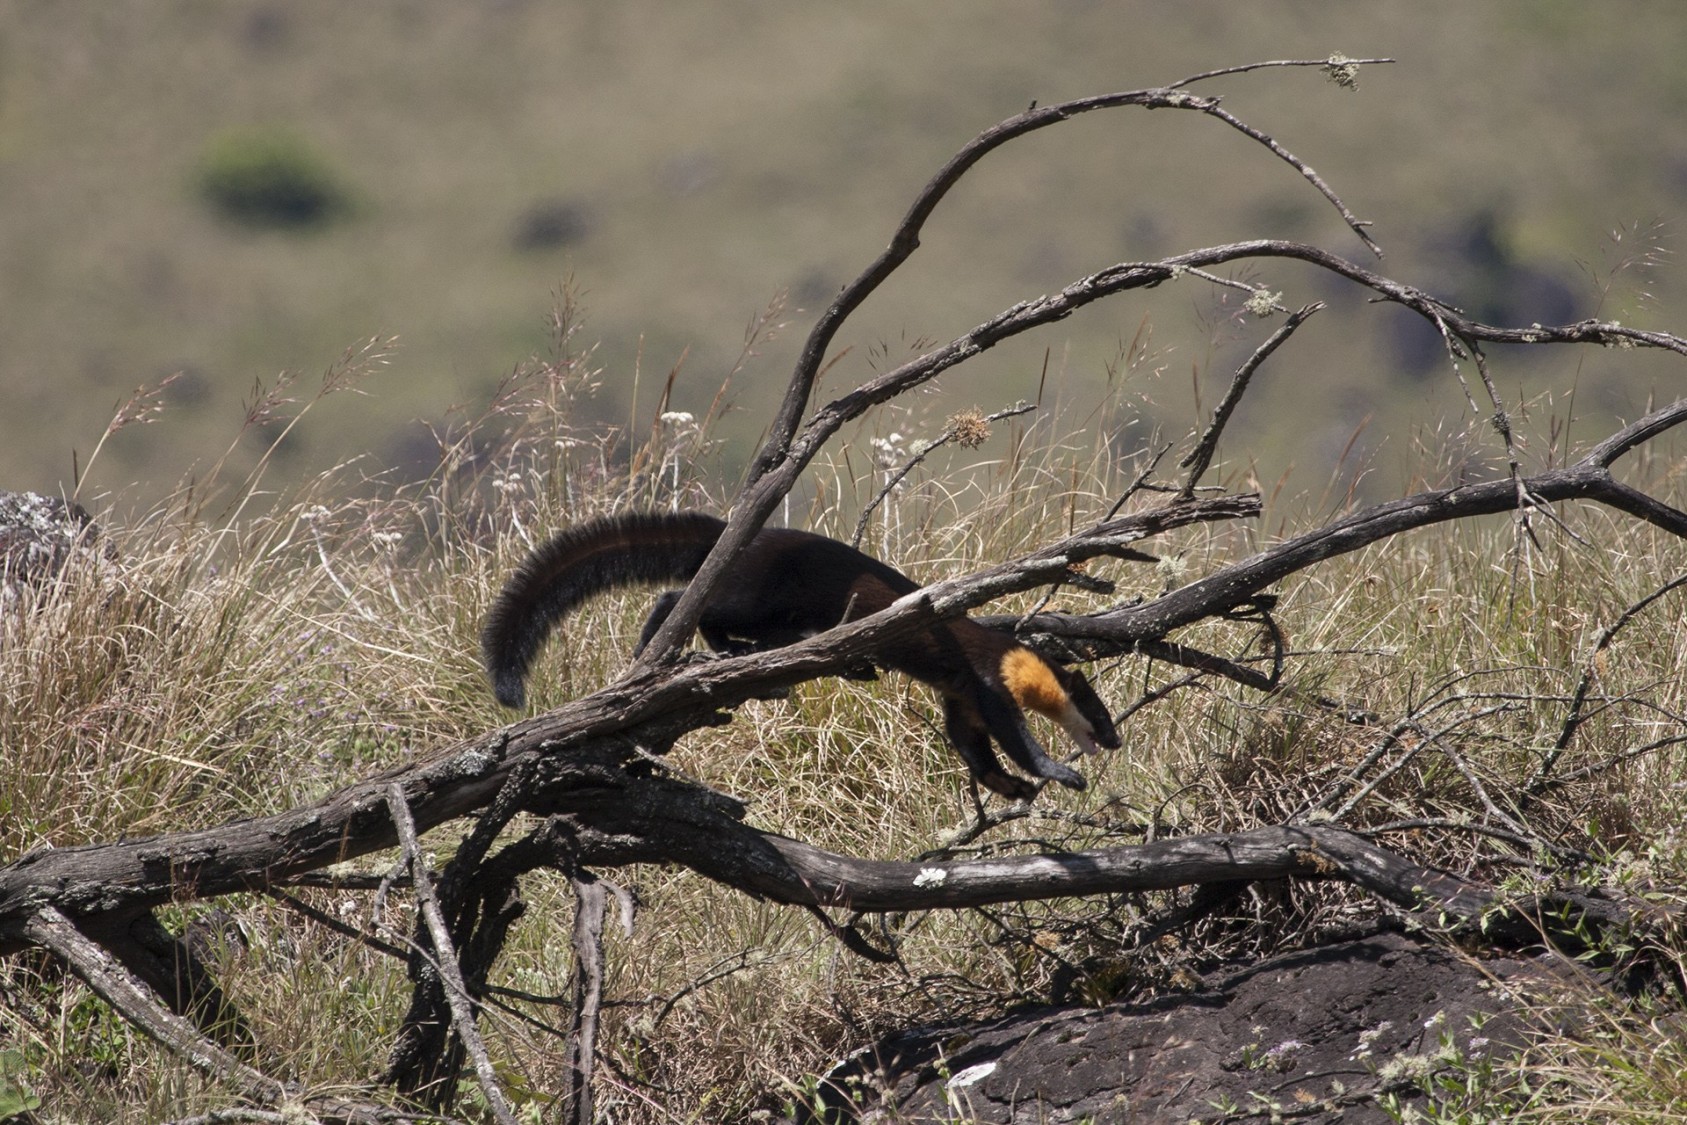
[1122,637,1375,722]
[265,887,410,962]
[1325,705,1515,823]
[1524,571,1687,802]
[385,783,520,1125]
[1164,56,1395,90]
[802,902,899,963]
[651,949,780,1029]
[1362,818,1588,863]
[1429,719,1529,838]
[1180,303,1323,497]
[640,232,1687,671]
[851,401,1036,548]
[1103,442,1175,520]
[1300,716,1427,820]
[1529,732,1687,794]
[1112,668,1208,729]
[748,75,1377,488]
[1189,102,1382,256]
[1040,394,1687,650]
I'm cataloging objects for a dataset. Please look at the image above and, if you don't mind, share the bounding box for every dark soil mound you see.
[797,931,1549,1124]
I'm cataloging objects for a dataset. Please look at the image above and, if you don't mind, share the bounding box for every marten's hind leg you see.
[634,590,685,656]
[636,590,777,657]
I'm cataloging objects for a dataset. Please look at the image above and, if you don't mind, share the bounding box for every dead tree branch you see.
[647,63,1395,667]
[851,400,1040,548]
[1525,572,1687,804]
[1004,397,1687,659]
[6,420,1687,951]
[385,785,519,1125]
[21,907,285,1106]
[644,232,1687,673]
[1180,302,1323,498]
[22,908,431,1124]
[8,60,1687,1117]
[562,877,608,1125]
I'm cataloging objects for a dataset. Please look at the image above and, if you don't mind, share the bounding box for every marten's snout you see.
[1063,707,1117,757]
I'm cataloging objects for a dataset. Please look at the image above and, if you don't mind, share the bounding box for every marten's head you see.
[997,648,1120,756]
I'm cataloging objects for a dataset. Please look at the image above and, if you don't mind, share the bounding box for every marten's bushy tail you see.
[482,511,727,707]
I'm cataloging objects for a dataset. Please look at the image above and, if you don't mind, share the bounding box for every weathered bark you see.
[0,495,1252,953]
[7,59,1687,1121]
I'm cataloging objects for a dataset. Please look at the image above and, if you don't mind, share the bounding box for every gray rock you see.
[0,490,106,591]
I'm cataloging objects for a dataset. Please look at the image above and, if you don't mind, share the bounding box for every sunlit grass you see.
[5,305,1687,1121]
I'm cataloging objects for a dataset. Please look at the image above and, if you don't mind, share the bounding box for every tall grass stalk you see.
[6,307,1687,1121]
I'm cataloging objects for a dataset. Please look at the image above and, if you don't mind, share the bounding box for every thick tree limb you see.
[543,777,1640,953]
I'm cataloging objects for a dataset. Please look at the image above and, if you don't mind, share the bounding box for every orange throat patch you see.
[999,648,1069,718]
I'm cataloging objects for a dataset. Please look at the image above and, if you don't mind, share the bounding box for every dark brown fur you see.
[481,511,1119,798]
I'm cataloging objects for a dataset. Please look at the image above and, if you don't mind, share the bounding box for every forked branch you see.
[7,59,1687,1121]
[649,59,1394,664]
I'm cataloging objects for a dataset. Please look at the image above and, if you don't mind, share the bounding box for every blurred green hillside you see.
[1,1,1684,508]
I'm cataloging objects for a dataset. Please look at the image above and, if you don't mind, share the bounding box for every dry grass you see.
[5,306,1687,1122]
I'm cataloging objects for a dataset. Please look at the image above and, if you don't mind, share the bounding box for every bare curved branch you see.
[654,64,1395,666]
[11,63,1687,1118]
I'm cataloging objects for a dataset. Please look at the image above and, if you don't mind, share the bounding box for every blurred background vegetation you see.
[1,1,1684,509]
[6,7,1687,1116]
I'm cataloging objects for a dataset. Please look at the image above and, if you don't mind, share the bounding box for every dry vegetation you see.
[3,276,1687,1122]
[5,42,1687,1124]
